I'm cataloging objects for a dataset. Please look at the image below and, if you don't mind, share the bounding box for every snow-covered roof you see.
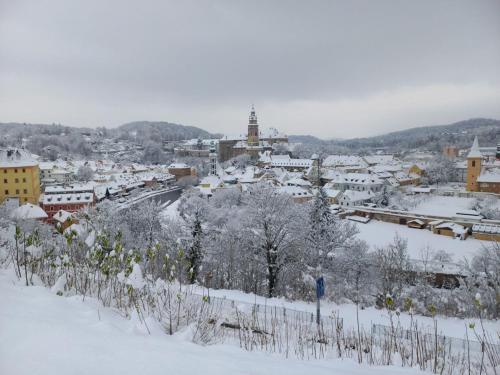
[10,203,48,220]
[435,222,467,234]
[412,187,432,193]
[363,155,395,165]
[168,163,190,169]
[323,188,342,198]
[407,219,425,225]
[53,210,75,223]
[277,186,313,198]
[472,223,500,234]
[332,173,382,185]
[477,172,500,183]
[199,175,223,188]
[0,148,38,168]
[347,215,371,223]
[340,190,374,202]
[270,155,313,168]
[323,155,367,168]
[285,178,312,187]
[467,136,482,158]
[42,193,94,205]
[44,184,94,194]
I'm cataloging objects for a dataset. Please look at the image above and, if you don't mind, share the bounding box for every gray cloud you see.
[1,0,499,137]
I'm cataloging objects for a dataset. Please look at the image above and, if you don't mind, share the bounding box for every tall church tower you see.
[209,142,217,176]
[466,136,482,192]
[247,106,259,147]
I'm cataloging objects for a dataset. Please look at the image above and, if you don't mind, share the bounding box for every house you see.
[40,184,95,223]
[322,186,342,204]
[347,215,371,224]
[53,210,77,231]
[338,190,375,207]
[472,223,500,241]
[277,186,313,203]
[433,222,468,240]
[168,163,195,180]
[0,148,41,205]
[10,203,48,221]
[407,219,425,229]
[408,164,425,177]
[331,173,384,193]
[199,175,224,196]
[323,155,367,170]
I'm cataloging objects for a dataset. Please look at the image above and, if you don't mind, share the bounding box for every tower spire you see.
[467,136,482,158]
[247,105,259,146]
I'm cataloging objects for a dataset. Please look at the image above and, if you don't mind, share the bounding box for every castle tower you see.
[466,136,482,192]
[247,105,259,147]
[209,142,217,176]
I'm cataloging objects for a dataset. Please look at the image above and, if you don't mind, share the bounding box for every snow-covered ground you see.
[409,195,499,217]
[354,220,487,262]
[0,269,421,375]
[161,199,181,220]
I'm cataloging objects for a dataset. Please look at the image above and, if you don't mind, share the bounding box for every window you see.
[3,170,6,174]
[24,198,28,202]
[16,189,19,194]
[472,161,476,167]
[22,178,26,183]
[22,168,26,173]
[3,179,6,183]
[14,169,18,173]
[4,190,8,195]
[23,189,27,194]
[15,178,19,183]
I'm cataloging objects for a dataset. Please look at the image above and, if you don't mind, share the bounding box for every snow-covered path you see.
[0,269,420,375]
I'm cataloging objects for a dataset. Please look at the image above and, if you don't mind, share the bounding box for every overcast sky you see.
[1,0,499,138]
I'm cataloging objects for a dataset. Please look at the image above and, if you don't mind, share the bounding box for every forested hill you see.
[118,121,220,142]
[337,118,500,150]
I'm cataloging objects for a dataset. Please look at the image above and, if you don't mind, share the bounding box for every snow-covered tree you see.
[244,184,306,298]
[376,234,411,299]
[76,165,94,182]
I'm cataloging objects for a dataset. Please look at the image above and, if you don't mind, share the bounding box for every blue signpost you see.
[316,277,325,325]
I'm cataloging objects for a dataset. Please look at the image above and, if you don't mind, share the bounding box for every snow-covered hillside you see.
[0,269,420,375]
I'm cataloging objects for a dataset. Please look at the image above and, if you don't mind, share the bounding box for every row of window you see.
[4,189,28,195]
[3,168,27,173]
[3,178,27,183]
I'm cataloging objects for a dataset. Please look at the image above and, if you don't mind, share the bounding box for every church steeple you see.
[249,105,258,125]
[466,136,482,192]
[247,105,259,147]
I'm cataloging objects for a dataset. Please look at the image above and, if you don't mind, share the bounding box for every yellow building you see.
[408,164,425,176]
[0,148,41,205]
[466,137,482,192]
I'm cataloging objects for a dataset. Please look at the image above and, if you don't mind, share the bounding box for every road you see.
[116,186,183,212]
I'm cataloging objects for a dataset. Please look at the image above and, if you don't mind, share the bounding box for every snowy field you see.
[354,220,487,263]
[0,269,421,375]
[409,195,499,217]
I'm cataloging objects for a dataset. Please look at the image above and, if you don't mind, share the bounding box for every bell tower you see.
[209,142,217,176]
[247,105,259,147]
[466,136,482,192]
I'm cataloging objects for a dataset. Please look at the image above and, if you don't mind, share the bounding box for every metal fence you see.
[206,294,343,328]
[371,323,500,354]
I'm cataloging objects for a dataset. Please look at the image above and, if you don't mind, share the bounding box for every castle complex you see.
[218,107,288,162]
